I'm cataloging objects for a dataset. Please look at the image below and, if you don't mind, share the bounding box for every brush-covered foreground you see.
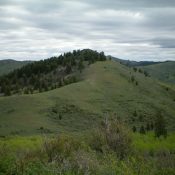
[0,120,175,175]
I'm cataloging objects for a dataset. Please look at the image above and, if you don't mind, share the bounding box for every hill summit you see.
[0,49,106,96]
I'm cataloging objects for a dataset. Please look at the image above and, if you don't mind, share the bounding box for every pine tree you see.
[154,112,167,138]
[78,59,84,73]
[132,126,137,133]
[140,125,146,134]
[150,122,154,130]
[4,85,11,96]
[146,123,150,131]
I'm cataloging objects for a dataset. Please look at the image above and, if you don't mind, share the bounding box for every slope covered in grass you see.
[140,61,175,84]
[0,60,175,136]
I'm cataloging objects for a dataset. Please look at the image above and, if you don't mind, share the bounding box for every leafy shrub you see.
[89,129,107,153]
[43,134,80,163]
[72,149,99,174]
[90,118,132,159]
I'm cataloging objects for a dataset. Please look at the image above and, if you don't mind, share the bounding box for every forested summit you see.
[0,49,106,96]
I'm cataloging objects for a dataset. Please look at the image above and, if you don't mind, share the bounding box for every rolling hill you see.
[0,59,32,75]
[113,56,175,84]
[139,61,175,84]
[0,60,175,136]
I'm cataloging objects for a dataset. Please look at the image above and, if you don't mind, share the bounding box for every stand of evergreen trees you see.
[0,49,106,96]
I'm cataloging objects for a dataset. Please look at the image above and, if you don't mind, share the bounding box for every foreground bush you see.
[0,121,175,175]
[90,118,132,159]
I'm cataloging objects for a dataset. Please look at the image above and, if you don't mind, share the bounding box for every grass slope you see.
[0,60,175,136]
[0,59,32,75]
[140,61,175,84]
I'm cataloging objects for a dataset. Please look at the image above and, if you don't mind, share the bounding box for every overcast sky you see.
[0,0,175,61]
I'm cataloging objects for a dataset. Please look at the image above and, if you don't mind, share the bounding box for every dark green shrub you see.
[139,69,143,73]
[133,110,137,117]
[165,87,169,91]
[144,70,149,77]
[52,107,58,114]
[133,67,137,72]
[131,75,135,82]
[89,129,107,153]
[43,134,80,163]
[59,114,62,120]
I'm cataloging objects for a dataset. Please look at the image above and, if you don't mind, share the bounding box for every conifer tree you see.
[140,125,146,134]
[154,112,167,138]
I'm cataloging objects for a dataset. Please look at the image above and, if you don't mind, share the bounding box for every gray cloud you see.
[152,38,175,48]
[85,0,175,9]
[0,0,175,61]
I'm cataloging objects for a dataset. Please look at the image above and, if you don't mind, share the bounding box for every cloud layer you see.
[0,0,175,61]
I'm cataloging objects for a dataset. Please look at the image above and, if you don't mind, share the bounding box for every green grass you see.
[1,132,174,154]
[140,61,175,84]
[0,135,43,151]
[133,132,175,152]
[0,60,175,136]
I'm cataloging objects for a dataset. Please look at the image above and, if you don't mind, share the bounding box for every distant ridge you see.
[139,61,175,84]
[110,56,175,84]
[110,56,161,67]
[0,59,32,75]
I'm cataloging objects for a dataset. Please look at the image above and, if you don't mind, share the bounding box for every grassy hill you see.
[0,60,175,136]
[0,59,32,75]
[139,61,175,84]
[112,56,175,84]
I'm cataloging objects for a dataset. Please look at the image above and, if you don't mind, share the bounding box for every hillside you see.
[139,61,175,84]
[0,50,106,96]
[0,59,31,75]
[0,60,175,136]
